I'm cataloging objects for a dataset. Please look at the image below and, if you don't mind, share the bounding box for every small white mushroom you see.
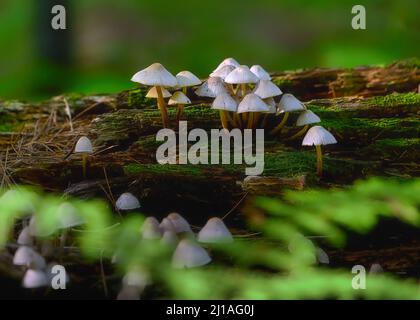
[115,192,141,211]
[57,202,84,229]
[212,93,238,129]
[159,217,176,233]
[210,64,235,80]
[161,230,179,246]
[316,248,330,264]
[213,57,240,72]
[271,94,306,135]
[302,126,337,177]
[146,86,172,98]
[225,65,259,98]
[74,136,93,178]
[369,263,384,274]
[253,80,282,99]
[288,110,321,140]
[17,226,33,246]
[175,71,201,92]
[28,215,55,237]
[167,213,193,234]
[168,91,192,122]
[237,93,269,129]
[197,217,233,243]
[250,65,271,81]
[195,77,227,98]
[122,267,151,288]
[13,246,46,269]
[172,239,212,268]
[22,269,49,288]
[141,217,162,240]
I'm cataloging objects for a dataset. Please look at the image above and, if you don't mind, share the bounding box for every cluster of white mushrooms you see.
[130,58,337,176]
[114,192,233,300]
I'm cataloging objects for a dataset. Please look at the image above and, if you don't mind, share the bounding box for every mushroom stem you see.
[241,84,247,97]
[176,104,184,123]
[316,144,323,177]
[242,112,249,127]
[253,112,261,129]
[182,87,187,95]
[247,113,254,129]
[234,113,242,128]
[226,112,236,127]
[219,110,230,129]
[270,112,289,135]
[156,86,169,128]
[228,84,235,95]
[82,153,88,178]
[287,125,309,140]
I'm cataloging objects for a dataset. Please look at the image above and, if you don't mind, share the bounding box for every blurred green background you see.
[0,0,419,101]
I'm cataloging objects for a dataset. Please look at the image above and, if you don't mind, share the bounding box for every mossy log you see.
[1,60,419,221]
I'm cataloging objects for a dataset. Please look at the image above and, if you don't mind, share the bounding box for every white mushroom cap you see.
[167,213,192,234]
[17,226,33,246]
[146,86,172,98]
[317,248,330,264]
[57,202,85,229]
[116,193,141,211]
[74,136,93,154]
[141,217,162,240]
[22,269,48,288]
[168,91,191,105]
[176,71,201,87]
[13,246,46,269]
[296,110,321,126]
[214,57,240,71]
[161,230,179,246]
[263,97,277,114]
[369,263,384,274]
[302,126,337,146]
[159,217,176,233]
[277,94,306,113]
[131,63,178,87]
[28,215,55,237]
[210,65,235,80]
[195,77,227,98]
[224,65,259,84]
[254,80,282,99]
[212,93,238,112]
[122,267,151,288]
[172,239,212,268]
[117,286,141,300]
[197,217,233,243]
[250,65,271,80]
[237,93,270,114]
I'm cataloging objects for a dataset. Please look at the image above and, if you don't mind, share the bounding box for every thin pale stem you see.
[176,104,184,123]
[316,145,323,177]
[156,86,169,128]
[247,112,254,129]
[219,110,230,129]
[270,112,289,135]
[287,125,309,140]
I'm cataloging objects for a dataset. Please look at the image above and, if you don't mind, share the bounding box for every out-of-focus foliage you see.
[0,177,419,299]
[0,0,418,99]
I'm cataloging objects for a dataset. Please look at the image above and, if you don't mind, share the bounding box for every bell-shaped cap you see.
[116,193,141,211]
[237,93,269,113]
[74,136,93,154]
[195,77,227,98]
[225,65,259,84]
[141,217,162,240]
[214,57,240,71]
[254,80,282,99]
[212,93,238,112]
[250,65,271,80]
[369,263,384,274]
[176,71,201,87]
[197,217,233,243]
[210,65,235,80]
[317,248,330,264]
[160,217,176,233]
[22,269,48,288]
[146,86,172,98]
[263,97,277,114]
[296,110,321,126]
[122,267,151,288]
[13,246,46,269]
[167,213,192,234]
[131,63,178,87]
[302,126,337,146]
[57,202,85,229]
[277,94,306,113]
[161,230,179,246]
[168,91,191,105]
[17,226,33,246]
[172,239,212,268]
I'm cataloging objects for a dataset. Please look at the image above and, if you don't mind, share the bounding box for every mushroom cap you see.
[28,215,55,237]
[172,239,212,268]
[176,71,201,87]
[161,230,179,246]
[116,193,141,211]
[167,213,192,234]
[13,246,46,269]
[224,65,259,84]
[210,65,236,80]
[317,248,330,264]
[302,126,337,146]
[57,202,85,229]
[369,263,384,274]
[214,57,240,71]
[168,91,191,105]
[22,269,49,288]
[195,77,227,98]
[131,63,178,87]
[212,93,238,112]
[146,86,171,98]
[141,217,162,240]
[17,226,33,246]
[122,267,151,288]
[250,65,271,80]
[117,286,141,300]
[277,94,306,113]
[254,80,282,99]
[159,217,176,233]
[197,217,233,243]
[74,136,93,154]
[263,97,277,114]
[237,93,270,113]
[296,110,321,126]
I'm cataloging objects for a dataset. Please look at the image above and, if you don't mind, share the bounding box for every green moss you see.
[373,138,420,148]
[367,93,420,107]
[0,114,24,132]
[392,58,420,69]
[124,163,204,176]
[127,88,154,108]
[272,77,294,88]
